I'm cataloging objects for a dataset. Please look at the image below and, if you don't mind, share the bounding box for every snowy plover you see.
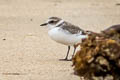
[40,17,88,61]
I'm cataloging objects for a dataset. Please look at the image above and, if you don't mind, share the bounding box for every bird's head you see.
[40,17,64,29]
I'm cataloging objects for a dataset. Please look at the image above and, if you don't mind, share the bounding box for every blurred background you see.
[0,0,120,80]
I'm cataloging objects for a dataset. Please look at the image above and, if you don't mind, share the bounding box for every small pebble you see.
[30,19,33,21]
[3,38,6,40]
[116,3,120,6]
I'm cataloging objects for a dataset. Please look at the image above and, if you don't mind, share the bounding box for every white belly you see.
[48,27,87,46]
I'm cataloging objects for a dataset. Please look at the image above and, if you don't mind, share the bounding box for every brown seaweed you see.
[72,30,120,80]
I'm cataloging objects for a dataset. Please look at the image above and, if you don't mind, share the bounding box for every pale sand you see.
[0,0,120,80]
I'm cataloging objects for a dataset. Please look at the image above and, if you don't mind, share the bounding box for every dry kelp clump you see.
[72,33,120,80]
[102,24,120,43]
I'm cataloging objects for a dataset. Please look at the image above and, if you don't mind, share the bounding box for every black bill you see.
[40,23,48,26]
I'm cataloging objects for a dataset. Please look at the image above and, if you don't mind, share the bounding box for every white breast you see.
[48,27,88,46]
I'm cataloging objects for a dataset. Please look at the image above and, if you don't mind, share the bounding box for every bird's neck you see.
[55,20,64,27]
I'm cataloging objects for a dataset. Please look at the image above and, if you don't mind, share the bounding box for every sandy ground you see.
[0,0,120,80]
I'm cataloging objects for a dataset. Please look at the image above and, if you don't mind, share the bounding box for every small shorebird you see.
[40,17,88,61]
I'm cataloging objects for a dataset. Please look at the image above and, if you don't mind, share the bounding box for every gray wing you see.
[61,22,85,34]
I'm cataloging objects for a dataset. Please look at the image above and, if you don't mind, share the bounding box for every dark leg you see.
[72,46,76,57]
[59,46,70,61]
[65,46,70,60]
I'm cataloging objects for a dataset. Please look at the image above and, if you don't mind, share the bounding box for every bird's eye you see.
[49,21,54,23]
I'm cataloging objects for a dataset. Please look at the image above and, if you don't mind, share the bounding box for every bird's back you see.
[48,27,87,46]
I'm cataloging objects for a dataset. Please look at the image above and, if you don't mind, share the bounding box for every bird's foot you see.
[59,58,72,61]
